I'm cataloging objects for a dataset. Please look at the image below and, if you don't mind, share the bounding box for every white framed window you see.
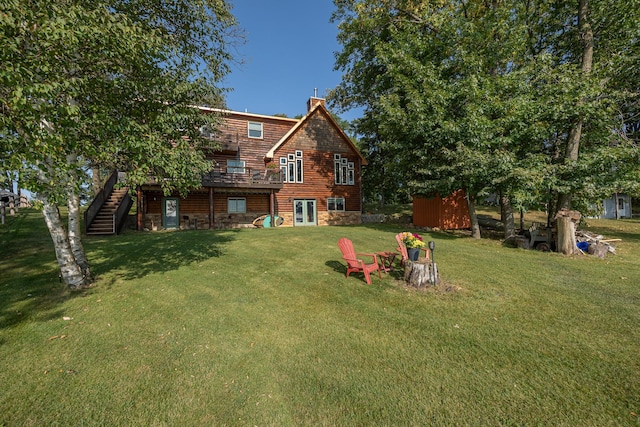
[228,198,246,213]
[199,125,215,139]
[288,162,295,182]
[248,122,263,139]
[334,154,354,186]
[348,162,355,185]
[227,159,246,174]
[281,151,303,183]
[296,151,303,182]
[328,197,345,211]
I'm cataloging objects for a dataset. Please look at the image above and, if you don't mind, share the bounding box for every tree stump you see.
[404,259,439,287]
[555,209,581,255]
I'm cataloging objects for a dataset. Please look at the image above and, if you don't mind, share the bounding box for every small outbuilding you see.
[599,194,632,219]
[412,190,470,229]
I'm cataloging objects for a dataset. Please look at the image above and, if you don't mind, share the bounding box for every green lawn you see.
[1,209,639,426]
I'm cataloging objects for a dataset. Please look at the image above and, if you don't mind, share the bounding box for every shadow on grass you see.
[326,259,400,286]
[86,229,237,286]
[0,210,73,333]
[1,210,238,333]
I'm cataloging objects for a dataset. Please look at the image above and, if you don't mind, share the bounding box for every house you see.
[412,190,471,229]
[125,97,366,231]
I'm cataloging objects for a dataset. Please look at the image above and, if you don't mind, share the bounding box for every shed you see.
[413,190,471,229]
[600,194,632,219]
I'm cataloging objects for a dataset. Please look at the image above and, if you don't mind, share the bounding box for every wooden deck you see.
[201,168,283,190]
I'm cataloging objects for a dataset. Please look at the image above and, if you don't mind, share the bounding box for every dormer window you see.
[248,122,263,139]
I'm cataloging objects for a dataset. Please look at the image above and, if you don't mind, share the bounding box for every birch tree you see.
[1,0,238,288]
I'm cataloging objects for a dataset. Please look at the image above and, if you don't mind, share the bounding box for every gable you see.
[265,103,367,164]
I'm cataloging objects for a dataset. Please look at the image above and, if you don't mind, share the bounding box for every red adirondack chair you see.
[395,233,431,266]
[337,238,382,285]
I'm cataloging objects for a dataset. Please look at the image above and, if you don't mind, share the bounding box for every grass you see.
[1,209,639,426]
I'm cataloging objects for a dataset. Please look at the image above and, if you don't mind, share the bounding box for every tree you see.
[0,0,239,288]
[330,0,640,243]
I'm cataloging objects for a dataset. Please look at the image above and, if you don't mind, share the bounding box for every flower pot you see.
[407,247,420,261]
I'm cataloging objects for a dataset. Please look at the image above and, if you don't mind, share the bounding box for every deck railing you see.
[201,167,283,187]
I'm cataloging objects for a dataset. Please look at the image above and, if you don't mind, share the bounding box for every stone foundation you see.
[142,210,362,230]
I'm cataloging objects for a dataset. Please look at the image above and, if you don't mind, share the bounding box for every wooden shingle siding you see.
[273,108,362,215]
[205,111,297,171]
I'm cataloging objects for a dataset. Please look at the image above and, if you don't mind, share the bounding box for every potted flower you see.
[265,162,280,179]
[400,231,425,261]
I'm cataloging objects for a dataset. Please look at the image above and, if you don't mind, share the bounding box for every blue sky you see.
[222,1,361,122]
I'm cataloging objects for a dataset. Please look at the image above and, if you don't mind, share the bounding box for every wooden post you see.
[404,259,439,287]
[136,187,143,231]
[209,187,214,229]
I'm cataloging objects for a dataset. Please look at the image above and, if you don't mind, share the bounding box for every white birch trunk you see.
[41,200,88,289]
[67,190,92,281]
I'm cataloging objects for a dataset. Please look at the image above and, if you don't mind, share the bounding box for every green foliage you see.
[330,0,640,211]
[0,0,238,199]
[1,209,640,424]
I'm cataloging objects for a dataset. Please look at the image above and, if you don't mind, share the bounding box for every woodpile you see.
[576,230,619,259]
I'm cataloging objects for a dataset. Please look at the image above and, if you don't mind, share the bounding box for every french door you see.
[294,199,316,226]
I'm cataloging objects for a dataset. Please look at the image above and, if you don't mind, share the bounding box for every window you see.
[227,160,246,174]
[248,122,263,139]
[328,197,345,211]
[199,125,214,139]
[280,151,303,183]
[228,198,246,213]
[334,154,355,185]
[296,151,303,182]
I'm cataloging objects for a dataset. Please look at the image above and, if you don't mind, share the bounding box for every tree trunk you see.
[500,193,515,239]
[92,167,101,195]
[41,200,89,289]
[557,0,593,212]
[465,189,481,239]
[68,190,93,281]
[556,216,577,255]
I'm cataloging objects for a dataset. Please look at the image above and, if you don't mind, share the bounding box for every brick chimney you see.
[307,96,326,112]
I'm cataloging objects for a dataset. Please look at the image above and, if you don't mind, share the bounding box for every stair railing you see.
[84,171,118,233]
[113,190,133,234]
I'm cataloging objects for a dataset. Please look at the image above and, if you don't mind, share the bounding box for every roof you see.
[265,102,368,165]
[197,106,299,123]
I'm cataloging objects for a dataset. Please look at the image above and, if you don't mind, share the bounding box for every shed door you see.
[163,198,179,229]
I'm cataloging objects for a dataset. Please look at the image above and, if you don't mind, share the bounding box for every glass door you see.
[294,199,316,226]
[163,197,179,229]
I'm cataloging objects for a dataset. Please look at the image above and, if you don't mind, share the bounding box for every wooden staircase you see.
[86,188,131,235]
